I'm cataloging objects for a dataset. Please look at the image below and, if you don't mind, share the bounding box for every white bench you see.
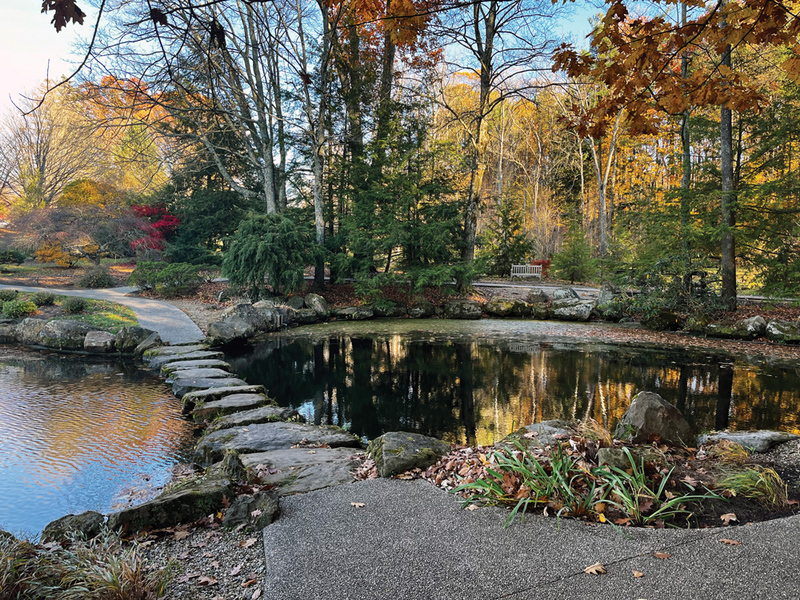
[510,264,542,280]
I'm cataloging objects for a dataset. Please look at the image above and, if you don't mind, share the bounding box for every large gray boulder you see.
[42,511,105,543]
[765,319,800,344]
[698,430,800,453]
[223,491,279,530]
[443,300,482,320]
[220,303,270,330]
[408,301,436,319]
[549,298,595,322]
[108,475,232,532]
[0,322,18,343]
[285,296,305,310]
[367,432,450,478]
[37,321,100,350]
[172,376,249,398]
[304,293,330,319]
[115,326,157,353]
[373,304,407,318]
[332,306,374,320]
[195,422,362,466]
[206,316,255,346]
[707,315,767,341]
[84,331,116,353]
[16,318,48,346]
[526,290,549,305]
[240,448,359,496]
[133,332,162,356]
[294,308,319,324]
[483,298,531,318]
[614,391,691,446]
[552,287,580,301]
[500,419,575,450]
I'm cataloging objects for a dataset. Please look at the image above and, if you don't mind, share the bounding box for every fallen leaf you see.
[240,538,258,549]
[719,539,741,546]
[633,570,644,578]
[653,551,671,560]
[614,517,631,526]
[242,578,259,587]
[351,502,366,508]
[465,504,479,511]
[230,564,243,576]
[720,512,738,525]
[173,530,191,541]
[682,476,700,487]
[584,562,606,575]
[252,590,262,600]
[788,499,799,507]
[251,509,263,518]
[198,576,218,586]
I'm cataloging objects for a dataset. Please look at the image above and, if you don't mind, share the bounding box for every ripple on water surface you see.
[0,348,194,536]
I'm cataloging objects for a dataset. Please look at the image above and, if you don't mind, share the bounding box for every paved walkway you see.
[262,478,800,600]
[0,284,204,344]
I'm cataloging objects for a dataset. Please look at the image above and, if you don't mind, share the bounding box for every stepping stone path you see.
[104,340,367,532]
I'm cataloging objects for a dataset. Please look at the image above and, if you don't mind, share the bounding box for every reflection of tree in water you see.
[230,335,800,445]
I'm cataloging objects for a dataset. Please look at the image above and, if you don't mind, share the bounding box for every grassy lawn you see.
[1,293,138,333]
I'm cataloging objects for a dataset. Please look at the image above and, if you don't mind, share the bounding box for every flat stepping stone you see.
[207,405,303,430]
[161,359,231,376]
[148,351,225,369]
[193,393,276,423]
[194,422,362,466]
[172,377,248,398]
[240,448,361,496]
[166,367,233,383]
[181,385,267,413]
[144,344,209,358]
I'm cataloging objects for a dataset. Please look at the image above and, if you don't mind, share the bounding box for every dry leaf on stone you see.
[633,571,644,578]
[465,504,479,511]
[242,578,259,587]
[720,512,738,525]
[653,552,671,560]
[584,562,606,575]
[230,564,243,576]
[719,539,741,546]
[198,576,218,586]
[173,530,192,541]
[240,538,258,549]
[351,502,366,508]
[252,590,262,600]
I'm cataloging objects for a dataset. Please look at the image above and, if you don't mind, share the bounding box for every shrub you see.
[77,266,115,289]
[31,291,56,306]
[0,289,18,302]
[2,300,37,318]
[61,297,88,314]
[128,261,166,290]
[35,241,78,268]
[0,249,25,264]
[153,263,204,298]
[551,225,596,284]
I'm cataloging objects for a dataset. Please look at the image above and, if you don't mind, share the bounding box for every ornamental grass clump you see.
[715,466,788,508]
[31,291,56,307]
[61,297,87,314]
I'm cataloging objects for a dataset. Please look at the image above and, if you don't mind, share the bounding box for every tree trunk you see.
[720,41,737,308]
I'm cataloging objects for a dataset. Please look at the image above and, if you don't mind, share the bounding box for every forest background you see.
[3,0,800,315]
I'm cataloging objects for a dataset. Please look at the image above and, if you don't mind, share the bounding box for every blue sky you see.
[0,1,598,114]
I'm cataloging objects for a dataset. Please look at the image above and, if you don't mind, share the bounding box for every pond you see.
[0,348,194,536]
[228,320,800,447]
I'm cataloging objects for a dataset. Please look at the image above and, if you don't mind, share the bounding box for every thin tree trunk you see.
[720,40,737,308]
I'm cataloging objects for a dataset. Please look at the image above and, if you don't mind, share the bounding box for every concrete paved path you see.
[0,284,204,344]
[262,478,800,600]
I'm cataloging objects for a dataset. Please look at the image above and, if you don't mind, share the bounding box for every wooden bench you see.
[510,264,543,280]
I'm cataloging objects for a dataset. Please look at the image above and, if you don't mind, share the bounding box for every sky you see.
[0,1,597,114]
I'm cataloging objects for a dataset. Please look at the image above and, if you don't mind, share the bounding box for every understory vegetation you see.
[0,292,137,332]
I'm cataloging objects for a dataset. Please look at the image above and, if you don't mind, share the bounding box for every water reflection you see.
[229,323,800,446]
[0,348,194,535]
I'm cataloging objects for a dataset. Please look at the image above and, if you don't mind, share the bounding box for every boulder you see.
[697,430,800,453]
[16,318,48,346]
[595,284,621,320]
[596,283,618,307]
[172,376,249,399]
[108,475,232,532]
[483,298,531,318]
[208,405,303,431]
[240,448,359,496]
[408,301,435,319]
[549,298,595,322]
[192,393,276,423]
[166,367,233,383]
[36,321,100,350]
[294,308,319,324]
[332,306,374,320]
[195,422,362,466]
[304,293,330,319]
[84,331,116,353]
[0,322,18,343]
[526,290,549,305]
[443,300,482,320]
[552,287,580,301]
[765,319,800,344]
[614,391,691,446]
[373,304,407,318]
[206,316,255,346]
[706,316,767,341]
[499,420,574,450]
[597,447,666,471]
[223,490,279,530]
[133,332,162,356]
[529,303,549,320]
[220,303,270,330]
[115,326,157,353]
[161,359,231,377]
[181,385,268,414]
[286,296,305,310]
[367,432,450,478]
[253,301,286,329]
[147,350,223,369]
[42,511,105,543]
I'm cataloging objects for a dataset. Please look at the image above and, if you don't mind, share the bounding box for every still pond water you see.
[228,320,800,447]
[0,348,193,536]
